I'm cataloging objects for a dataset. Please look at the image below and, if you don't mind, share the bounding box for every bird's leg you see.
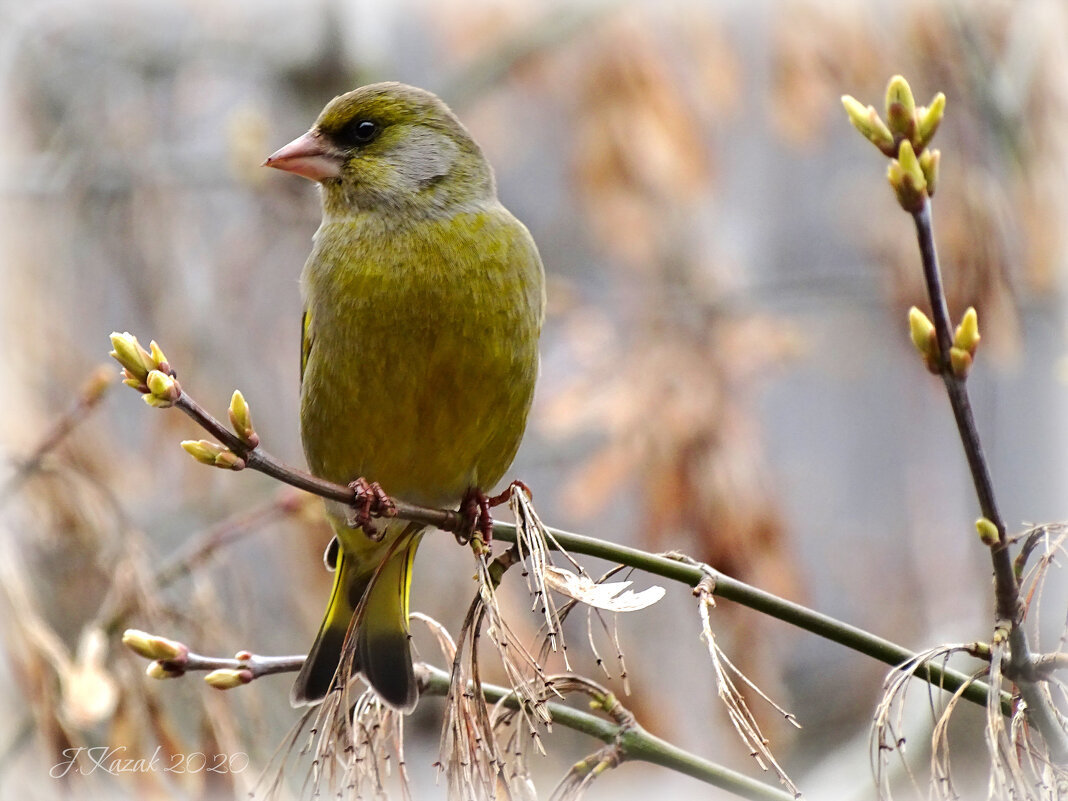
[346,477,396,541]
[457,481,531,547]
[456,487,491,547]
[485,479,532,508]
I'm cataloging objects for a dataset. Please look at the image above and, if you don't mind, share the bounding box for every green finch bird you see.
[264,82,545,710]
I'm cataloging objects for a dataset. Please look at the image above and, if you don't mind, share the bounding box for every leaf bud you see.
[205,668,253,690]
[122,629,187,661]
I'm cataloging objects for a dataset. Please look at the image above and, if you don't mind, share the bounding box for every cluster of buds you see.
[908,306,980,379]
[179,391,259,470]
[122,630,254,690]
[122,629,189,679]
[109,333,261,469]
[842,76,944,212]
[109,332,181,408]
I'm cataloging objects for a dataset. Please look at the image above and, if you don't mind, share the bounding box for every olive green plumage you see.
[266,82,545,710]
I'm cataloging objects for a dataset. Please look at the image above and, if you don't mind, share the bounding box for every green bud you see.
[149,340,171,374]
[109,332,154,382]
[907,307,941,374]
[908,307,936,353]
[204,668,253,690]
[919,148,940,197]
[888,140,927,212]
[885,75,917,141]
[841,95,895,155]
[228,390,259,446]
[143,394,172,408]
[916,92,946,151]
[841,94,868,126]
[145,369,180,406]
[949,346,972,378]
[182,439,226,465]
[122,629,187,661]
[954,307,980,354]
[976,517,1000,546]
[887,158,905,193]
[897,140,925,190]
[213,450,246,471]
[146,661,184,680]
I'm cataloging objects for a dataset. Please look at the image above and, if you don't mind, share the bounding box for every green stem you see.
[420,664,794,801]
[491,521,1007,714]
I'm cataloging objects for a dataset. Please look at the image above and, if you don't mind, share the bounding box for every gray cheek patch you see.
[387,126,459,191]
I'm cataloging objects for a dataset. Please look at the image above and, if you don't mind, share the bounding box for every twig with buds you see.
[121,629,304,689]
[843,74,1068,765]
[108,332,461,532]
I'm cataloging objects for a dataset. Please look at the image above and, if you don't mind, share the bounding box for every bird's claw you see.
[486,479,532,508]
[456,488,491,547]
[346,477,396,540]
[456,481,530,547]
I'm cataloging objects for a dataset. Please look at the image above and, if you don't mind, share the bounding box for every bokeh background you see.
[2,0,1067,798]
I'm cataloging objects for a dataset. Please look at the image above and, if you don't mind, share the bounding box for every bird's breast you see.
[298,207,542,508]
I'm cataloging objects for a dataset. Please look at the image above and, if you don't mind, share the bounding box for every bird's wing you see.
[300,309,313,386]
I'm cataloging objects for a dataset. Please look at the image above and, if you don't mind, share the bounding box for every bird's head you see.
[265,82,495,219]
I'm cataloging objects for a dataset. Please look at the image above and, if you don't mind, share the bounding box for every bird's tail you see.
[290,527,423,710]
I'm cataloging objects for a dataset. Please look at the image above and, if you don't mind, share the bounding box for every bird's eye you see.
[337,119,380,147]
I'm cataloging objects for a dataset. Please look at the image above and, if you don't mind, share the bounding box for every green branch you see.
[420,664,795,801]
[491,521,1006,714]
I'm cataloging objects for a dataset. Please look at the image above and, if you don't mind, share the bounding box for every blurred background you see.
[2,0,1067,798]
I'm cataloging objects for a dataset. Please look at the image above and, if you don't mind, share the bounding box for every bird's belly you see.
[300,315,534,509]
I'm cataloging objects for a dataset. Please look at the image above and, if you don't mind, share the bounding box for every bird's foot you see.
[346,477,396,540]
[456,487,491,547]
[485,479,532,507]
[456,481,531,547]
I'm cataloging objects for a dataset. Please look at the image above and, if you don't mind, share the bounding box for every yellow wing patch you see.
[300,309,313,385]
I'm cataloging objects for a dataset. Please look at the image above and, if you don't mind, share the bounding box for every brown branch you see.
[911,200,1068,762]
[0,365,114,503]
[172,392,463,533]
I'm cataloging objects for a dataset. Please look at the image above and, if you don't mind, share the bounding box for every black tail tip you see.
[358,629,419,712]
[291,629,420,712]
[290,626,346,707]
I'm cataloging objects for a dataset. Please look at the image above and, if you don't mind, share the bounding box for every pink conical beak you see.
[263,131,342,181]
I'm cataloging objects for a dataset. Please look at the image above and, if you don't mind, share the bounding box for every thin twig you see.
[98,490,304,634]
[0,365,113,503]
[912,200,1068,761]
[174,393,463,533]
[913,204,1016,613]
